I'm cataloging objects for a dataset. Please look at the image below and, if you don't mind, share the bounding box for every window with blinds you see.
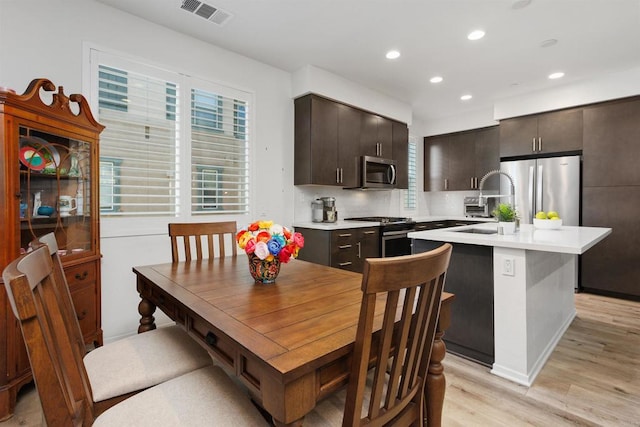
[190,89,249,214]
[96,62,250,217]
[404,138,417,210]
[98,65,178,216]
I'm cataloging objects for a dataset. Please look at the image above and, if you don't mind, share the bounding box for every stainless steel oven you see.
[344,217,416,257]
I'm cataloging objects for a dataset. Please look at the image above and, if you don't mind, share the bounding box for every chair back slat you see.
[342,243,452,427]
[168,221,237,262]
[3,245,95,426]
[32,233,87,358]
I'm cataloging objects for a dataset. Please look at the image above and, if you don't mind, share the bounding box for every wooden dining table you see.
[133,257,454,426]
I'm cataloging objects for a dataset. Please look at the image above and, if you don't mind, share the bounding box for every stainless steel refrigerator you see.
[499,155,581,225]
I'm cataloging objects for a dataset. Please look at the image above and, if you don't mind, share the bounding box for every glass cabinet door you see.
[19,125,93,258]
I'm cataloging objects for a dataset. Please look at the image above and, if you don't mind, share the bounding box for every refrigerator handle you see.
[528,166,535,219]
[536,164,543,213]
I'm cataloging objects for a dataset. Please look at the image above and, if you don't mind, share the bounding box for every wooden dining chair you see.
[33,233,213,415]
[3,245,270,426]
[306,244,452,427]
[168,221,238,262]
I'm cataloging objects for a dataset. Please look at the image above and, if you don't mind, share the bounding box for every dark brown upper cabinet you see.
[499,108,583,157]
[295,94,362,186]
[294,93,408,188]
[392,121,409,189]
[582,96,640,187]
[360,113,393,158]
[424,126,499,191]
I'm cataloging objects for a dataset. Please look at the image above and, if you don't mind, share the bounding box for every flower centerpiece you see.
[236,220,304,283]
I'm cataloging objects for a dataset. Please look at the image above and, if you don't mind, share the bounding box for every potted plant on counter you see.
[492,203,518,235]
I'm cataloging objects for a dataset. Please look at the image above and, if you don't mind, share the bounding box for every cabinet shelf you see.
[20,170,86,180]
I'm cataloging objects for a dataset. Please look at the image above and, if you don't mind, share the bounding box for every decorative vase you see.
[500,221,516,235]
[247,253,281,284]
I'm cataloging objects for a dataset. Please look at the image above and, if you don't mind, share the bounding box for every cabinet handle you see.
[75,271,89,281]
[444,179,448,190]
[336,168,340,183]
[357,241,361,258]
[338,262,353,267]
[538,137,542,152]
[338,244,352,249]
[532,137,536,152]
[363,230,376,235]
[205,331,217,347]
[338,233,352,237]
[76,309,88,321]
[340,168,343,183]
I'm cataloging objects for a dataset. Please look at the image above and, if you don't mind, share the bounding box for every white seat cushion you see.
[93,365,270,426]
[85,325,212,402]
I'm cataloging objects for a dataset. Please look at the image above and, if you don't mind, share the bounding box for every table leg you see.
[137,297,157,333]
[424,293,454,426]
[425,329,447,426]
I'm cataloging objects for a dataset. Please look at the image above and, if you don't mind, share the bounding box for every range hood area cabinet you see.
[499,107,583,157]
[294,93,409,189]
[424,125,499,192]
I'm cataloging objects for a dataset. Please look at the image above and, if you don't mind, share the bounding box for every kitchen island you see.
[409,222,611,386]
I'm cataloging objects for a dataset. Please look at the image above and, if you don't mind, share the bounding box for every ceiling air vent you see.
[180,0,233,26]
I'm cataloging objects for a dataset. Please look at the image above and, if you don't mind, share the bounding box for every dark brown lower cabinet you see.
[413,240,494,366]
[295,227,380,273]
[581,186,640,299]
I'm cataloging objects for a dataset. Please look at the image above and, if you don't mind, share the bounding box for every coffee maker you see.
[320,197,337,222]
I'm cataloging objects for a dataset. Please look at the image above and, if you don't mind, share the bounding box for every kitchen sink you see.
[453,228,498,235]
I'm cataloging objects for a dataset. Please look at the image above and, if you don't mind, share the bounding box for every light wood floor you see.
[2,292,638,426]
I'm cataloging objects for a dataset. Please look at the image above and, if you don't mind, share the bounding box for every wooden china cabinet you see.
[0,79,104,420]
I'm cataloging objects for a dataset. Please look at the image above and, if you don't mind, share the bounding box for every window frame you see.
[86,47,255,238]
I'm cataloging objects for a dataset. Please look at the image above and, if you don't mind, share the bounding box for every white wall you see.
[0,0,294,341]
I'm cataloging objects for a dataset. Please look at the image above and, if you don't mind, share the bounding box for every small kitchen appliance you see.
[320,197,337,222]
[464,196,495,218]
[311,199,324,223]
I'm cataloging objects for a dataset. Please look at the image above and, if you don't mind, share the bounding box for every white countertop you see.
[293,215,495,231]
[293,220,381,230]
[409,223,612,254]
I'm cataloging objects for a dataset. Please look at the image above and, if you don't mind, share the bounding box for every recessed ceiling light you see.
[541,39,558,48]
[467,30,485,41]
[460,94,473,101]
[548,72,565,79]
[430,76,443,83]
[386,50,401,59]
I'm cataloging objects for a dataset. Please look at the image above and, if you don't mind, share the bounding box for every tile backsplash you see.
[293,186,484,222]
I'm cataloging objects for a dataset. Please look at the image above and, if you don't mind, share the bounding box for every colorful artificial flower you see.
[236,220,304,263]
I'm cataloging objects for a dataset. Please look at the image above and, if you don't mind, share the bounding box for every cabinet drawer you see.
[64,262,97,289]
[70,284,98,341]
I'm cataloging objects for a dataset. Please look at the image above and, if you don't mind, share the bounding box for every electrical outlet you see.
[503,257,515,276]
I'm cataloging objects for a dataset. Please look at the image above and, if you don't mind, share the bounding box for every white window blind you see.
[94,54,252,220]
[190,88,249,214]
[404,138,417,209]
[98,65,179,216]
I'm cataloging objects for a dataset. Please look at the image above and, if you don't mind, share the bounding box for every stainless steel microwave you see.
[352,156,397,190]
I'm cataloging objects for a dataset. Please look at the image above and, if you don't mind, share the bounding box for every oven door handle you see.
[383,230,412,237]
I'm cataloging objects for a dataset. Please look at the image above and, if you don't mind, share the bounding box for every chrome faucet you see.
[477,169,515,207]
